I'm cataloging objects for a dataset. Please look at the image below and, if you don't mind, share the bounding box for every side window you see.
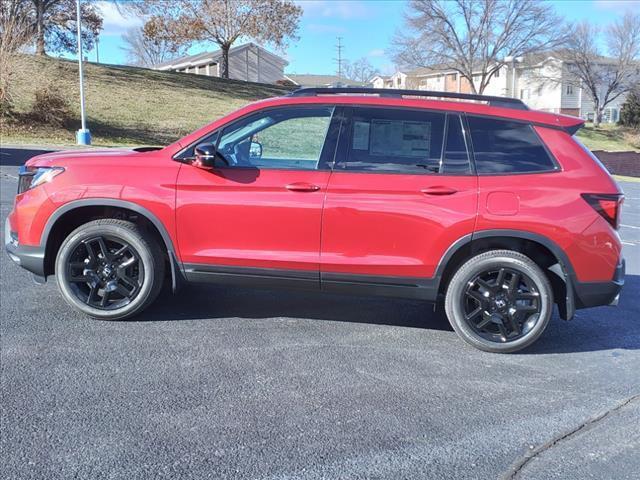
[442,114,471,174]
[216,106,334,170]
[341,107,446,174]
[467,116,557,174]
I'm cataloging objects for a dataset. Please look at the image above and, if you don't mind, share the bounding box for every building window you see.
[566,84,574,95]
[494,68,500,78]
[520,89,529,100]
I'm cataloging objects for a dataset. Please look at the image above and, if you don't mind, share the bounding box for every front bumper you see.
[573,258,625,309]
[4,218,46,278]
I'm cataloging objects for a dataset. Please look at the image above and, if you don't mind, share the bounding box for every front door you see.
[320,107,478,298]
[176,105,341,287]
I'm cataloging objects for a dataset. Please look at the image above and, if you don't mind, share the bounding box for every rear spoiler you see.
[564,119,585,135]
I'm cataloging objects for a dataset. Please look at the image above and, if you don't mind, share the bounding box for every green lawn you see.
[576,123,640,152]
[1,55,291,147]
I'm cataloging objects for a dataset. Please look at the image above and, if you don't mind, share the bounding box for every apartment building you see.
[373,54,631,123]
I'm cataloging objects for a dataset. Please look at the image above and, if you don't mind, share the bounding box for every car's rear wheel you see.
[445,250,553,353]
[55,219,165,320]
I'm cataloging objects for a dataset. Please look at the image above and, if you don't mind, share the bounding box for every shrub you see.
[29,85,73,127]
[620,90,640,128]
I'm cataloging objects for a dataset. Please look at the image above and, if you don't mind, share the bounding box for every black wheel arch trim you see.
[436,229,578,319]
[40,199,185,291]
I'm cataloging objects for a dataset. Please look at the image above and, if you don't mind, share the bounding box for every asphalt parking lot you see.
[1,148,639,480]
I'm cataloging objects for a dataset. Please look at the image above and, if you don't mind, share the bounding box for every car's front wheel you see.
[55,219,165,320]
[445,250,553,353]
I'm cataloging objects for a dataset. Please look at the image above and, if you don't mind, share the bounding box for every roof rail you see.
[288,87,529,111]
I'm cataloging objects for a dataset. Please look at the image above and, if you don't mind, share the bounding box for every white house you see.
[284,74,367,88]
[374,54,634,123]
[152,42,288,85]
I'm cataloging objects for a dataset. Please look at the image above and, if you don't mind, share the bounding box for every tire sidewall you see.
[445,253,553,353]
[55,223,157,320]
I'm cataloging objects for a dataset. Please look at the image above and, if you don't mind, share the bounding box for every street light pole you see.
[76,0,91,145]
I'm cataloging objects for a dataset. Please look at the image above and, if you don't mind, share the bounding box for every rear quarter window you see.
[467,116,557,174]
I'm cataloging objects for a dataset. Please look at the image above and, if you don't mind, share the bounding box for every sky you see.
[84,0,640,76]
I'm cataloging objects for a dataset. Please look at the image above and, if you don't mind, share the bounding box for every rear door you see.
[320,106,478,298]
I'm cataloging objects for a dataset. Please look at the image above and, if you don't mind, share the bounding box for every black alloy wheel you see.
[462,267,541,343]
[55,219,165,320]
[65,235,144,310]
[444,250,553,353]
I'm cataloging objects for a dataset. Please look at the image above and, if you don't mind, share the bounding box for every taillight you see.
[581,193,624,229]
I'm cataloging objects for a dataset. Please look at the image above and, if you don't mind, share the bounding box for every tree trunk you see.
[35,0,46,56]
[220,44,230,79]
[594,101,602,128]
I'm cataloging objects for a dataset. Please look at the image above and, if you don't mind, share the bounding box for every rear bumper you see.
[4,218,46,278]
[573,258,625,309]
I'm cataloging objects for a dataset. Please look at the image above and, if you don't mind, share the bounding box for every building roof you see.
[284,74,368,87]
[152,42,288,70]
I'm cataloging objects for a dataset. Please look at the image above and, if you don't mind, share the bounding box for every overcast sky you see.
[79,0,639,75]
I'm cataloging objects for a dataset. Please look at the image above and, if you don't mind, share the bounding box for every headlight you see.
[18,166,65,194]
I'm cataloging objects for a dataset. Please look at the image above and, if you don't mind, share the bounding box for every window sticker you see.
[370,120,431,157]
[353,121,370,150]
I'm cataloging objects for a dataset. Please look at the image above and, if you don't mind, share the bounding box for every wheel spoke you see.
[476,277,494,294]
[507,312,521,336]
[118,272,138,289]
[100,290,110,307]
[96,237,111,261]
[68,273,90,283]
[508,272,521,295]
[465,305,482,321]
[118,256,137,269]
[84,241,98,264]
[116,284,132,297]
[467,289,489,306]
[516,292,539,300]
[112,245,129,259]
[496,320,509,341]
[476,311,493,329]
[87,285,99,305]
[496,268,506,289]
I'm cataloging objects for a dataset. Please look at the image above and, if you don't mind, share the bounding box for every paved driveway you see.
[1,148,639,479]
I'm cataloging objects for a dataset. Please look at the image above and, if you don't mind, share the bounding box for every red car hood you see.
[25,147,160,167]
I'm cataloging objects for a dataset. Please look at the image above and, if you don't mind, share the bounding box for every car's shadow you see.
[0,148,54,166]
[137,275,640,354]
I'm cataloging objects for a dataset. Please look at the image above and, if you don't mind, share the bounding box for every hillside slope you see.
[2,55,290,146]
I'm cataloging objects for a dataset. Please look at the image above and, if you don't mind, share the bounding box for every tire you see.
[444,250,553,353]
[55,219,165,320]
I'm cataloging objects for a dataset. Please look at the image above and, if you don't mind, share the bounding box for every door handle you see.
[286,182,321,192]
[421,186,458,196]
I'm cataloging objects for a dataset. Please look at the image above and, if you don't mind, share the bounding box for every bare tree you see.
[343,57,380,83]
[122,0,302,79]
[563,12,640,127]
[0,0,35,115]
[393,0,566,94]
[122,16,193,67]
[26,0,102,56]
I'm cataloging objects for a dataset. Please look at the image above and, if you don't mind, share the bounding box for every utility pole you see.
[75,0,91,145]
[334,37,344,81]
[95,36,99,63]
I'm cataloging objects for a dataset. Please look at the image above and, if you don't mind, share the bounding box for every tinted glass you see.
[342,108,446,174]
[467,116,556,174]
[442,114,471,174]
[216,106,334,170]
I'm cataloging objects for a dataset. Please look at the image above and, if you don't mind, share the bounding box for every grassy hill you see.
[1,55,291,147]
[1,55,637,152]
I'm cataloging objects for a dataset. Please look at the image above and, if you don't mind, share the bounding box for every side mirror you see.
[193,143,217,169]
[249,141,263,159]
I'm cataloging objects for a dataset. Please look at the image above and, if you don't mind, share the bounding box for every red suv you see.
[5,88,625,352]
